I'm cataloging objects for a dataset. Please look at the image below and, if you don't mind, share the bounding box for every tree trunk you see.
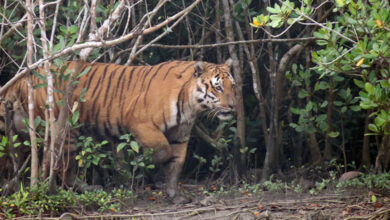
[26,0,39,188]
[323,81,334,160]
[221,0,246,179]
[304,50,322,163]
[361,115,371,167]
[262,35,277,180]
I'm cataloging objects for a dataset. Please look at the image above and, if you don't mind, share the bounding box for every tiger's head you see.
[193,59,236,120]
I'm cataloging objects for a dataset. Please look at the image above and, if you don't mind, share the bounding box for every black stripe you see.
[117,118,126,135]
[143,63,167,105]
[91,75,103,98]
[119,67,130,116]
[177,63,194,78]
[163,63,179,80]
[114,66,127,98]
[162,111,168,131]
[152,118,160,130]
[131,66,148,93]
[176,89,183,125]
[104,66,120,106]
[91,101,99,123]
[91,64,110,98]
[127,66,138,91]
[86,67,99,89]
[139,66,153,91]
[175,78,193,124]
[203,83,209,98]
[169,140,187,145]
[130,66,153,115]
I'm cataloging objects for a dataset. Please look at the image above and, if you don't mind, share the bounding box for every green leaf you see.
[328,131,340,138]
[371,195,377,203]
[290,107,301,115]
[266,6,280,14]
[368,124,379,133]
[318,81,330,90]
[298,89,309,99]
[92,157,100,166]
[80,88,87,102]
[69,25,78,34]
[320,100,328,108]
[130,141,139,153]
[116,143,126,152]
[77,66,92,78]
[350,105,361,111]
[71,111,80,125]
[12,135,18,142]
[33,83,47,89]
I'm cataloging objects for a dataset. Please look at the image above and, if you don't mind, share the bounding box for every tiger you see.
[0,58,236,202]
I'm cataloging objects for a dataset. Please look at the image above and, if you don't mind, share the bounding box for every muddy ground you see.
[57,185,390,220]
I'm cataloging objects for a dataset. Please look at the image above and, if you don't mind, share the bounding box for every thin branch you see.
[49,0,61,51]
[141,37,315,48]
[113,37,315,59]
[0,0,203,97]
[126,0,169,65]
[318,45,356,65]
[79,0,127,60]
[132,7,190,58]
[0,12,27,42]
[278,0,357,44]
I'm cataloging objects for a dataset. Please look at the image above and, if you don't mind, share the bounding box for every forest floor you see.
[58,184,390,220]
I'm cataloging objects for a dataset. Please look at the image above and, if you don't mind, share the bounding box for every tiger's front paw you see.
[171,195,191,204]
[166,184,191,204]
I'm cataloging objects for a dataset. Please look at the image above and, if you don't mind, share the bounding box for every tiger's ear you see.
[194,61,204,77]
[224,58,233,68]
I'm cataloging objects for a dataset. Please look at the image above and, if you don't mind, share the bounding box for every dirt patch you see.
[57,185,390,220]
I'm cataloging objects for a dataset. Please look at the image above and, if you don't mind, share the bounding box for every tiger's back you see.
[74,60,200,140]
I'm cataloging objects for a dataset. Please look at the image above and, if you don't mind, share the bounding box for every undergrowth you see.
[0,184,135,218]
[1,171,389,218]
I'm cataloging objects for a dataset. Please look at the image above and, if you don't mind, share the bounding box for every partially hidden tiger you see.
[0,59,236,203]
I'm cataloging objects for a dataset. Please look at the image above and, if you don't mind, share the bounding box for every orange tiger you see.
[0,59,236,202]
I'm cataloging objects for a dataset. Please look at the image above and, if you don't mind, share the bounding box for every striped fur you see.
[0,59,236,200]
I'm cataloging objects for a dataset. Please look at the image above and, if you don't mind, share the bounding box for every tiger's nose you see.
[227,94,236,111]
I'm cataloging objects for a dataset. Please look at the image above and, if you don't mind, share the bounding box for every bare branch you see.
[79,0,127,60]
[126,0,169,65]
[0,0,203,96]
[0,12,27,43]
[113,37,315,60]
[142,37,316,48]
[49,0,61,51]
[278,0,357,44]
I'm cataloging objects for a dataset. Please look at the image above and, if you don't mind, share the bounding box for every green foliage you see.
[0,135,21,158]
[76,136,108,169]
[252,0,390,165]
[310,0,390,137]
[337,172,390,190]
[0,184,135,217]
[114,134,155,189]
